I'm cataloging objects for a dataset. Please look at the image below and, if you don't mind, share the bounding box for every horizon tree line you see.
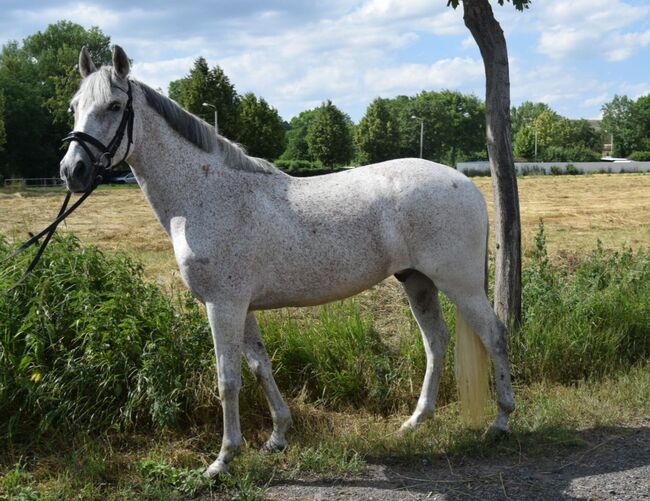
[0,20,648,179]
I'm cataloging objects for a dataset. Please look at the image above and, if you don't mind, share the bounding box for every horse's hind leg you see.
[446,290,515,433]
[243,313,292,452]
[399,272,451,431]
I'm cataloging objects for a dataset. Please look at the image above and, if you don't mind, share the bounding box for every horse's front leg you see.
[243,313,292,452]
[203,300,247,478]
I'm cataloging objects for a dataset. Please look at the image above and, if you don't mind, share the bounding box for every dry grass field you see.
[2,173,650,286]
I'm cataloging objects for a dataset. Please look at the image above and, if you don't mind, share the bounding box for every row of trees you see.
[0,22,288,179]
[512,102,602,161]
[280,91,486,168]
[601,94,650,158]
[0,21,112,179]
[3,21,650,178]
[168,58,286,160]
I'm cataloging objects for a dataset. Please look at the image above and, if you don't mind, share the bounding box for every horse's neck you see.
[127,105,219,235]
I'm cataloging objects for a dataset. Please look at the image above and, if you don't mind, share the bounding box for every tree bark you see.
[462,0,522,326]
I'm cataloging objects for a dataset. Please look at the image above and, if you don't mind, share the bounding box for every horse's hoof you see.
[398,418,420,435]
[260,438,287,454]
[484,424,510,439]
[203,459,229,479]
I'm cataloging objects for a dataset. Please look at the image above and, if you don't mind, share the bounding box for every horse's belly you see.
[249,253,393,310]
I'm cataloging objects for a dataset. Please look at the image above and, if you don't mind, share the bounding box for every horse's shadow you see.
[265,424,650,500]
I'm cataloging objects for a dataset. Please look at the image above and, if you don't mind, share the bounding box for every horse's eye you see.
[108,102,121,112]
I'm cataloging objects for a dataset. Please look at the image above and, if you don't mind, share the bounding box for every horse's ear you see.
[112,45,130,80]
[79,46,97,78]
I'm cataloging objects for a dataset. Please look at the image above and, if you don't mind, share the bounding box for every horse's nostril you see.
[74,160,87,176]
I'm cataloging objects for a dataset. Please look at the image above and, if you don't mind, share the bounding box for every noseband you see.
[2,81,135,288]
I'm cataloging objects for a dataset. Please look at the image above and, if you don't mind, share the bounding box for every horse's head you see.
[60,46,135,192]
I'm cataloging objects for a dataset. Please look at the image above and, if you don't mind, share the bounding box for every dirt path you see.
[264,421,649,500]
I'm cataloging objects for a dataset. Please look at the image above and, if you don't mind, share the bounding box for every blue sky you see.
[2,0,650,123]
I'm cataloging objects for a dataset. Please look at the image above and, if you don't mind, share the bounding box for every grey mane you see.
[137,81,278,175]
[77,67,278,174]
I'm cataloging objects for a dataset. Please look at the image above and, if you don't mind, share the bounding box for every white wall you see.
[456,161,650,175]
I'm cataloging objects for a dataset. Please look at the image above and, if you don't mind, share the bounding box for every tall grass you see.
[516,221,650,382]
[1,227,649,442]
[0,234,214,442]
[257,304,429,414]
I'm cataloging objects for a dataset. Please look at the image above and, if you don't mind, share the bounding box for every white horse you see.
[60,46,515,477]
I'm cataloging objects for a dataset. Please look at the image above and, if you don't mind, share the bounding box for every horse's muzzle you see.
[61,158,93,193]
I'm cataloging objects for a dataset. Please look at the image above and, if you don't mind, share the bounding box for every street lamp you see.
[202,102,218,135]
[411,115,424,159]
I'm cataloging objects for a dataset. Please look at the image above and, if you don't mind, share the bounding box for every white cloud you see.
[584,94,609,108]
[12,2,120,28]
[536,0,650,61]
[461,36,476,50]
[4,0,650,123]
[353,0,444,23]
[509,59,610,117]
[131,57,197,94]
[363,58,484,95]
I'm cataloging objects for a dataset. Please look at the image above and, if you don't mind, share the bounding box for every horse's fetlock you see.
[221,437,242,454]
[274,406,292,428]
[501,397,515,414]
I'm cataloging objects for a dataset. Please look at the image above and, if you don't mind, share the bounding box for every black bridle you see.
[62,81,135,182]
[2,81,135,289]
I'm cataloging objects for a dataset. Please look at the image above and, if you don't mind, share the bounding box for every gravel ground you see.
[264,421,649,500]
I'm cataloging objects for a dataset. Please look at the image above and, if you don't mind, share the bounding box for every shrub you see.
[257,302,449,414]
[0,234,214,441]
[539,146,600,162]
[274,159,323,172]
[516,222,650,382]
[274,159,353,177]
[519,165,546,176]
[1,229,649,441]
[628,151,650,161]
[565,164,582,175]
[275,159,353,177]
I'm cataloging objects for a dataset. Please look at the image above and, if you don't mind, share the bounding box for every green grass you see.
[2,227,649,439]
[1,365,647,499]
[0,233,215,442]
[1,225,649,498]
[515,221,650,382]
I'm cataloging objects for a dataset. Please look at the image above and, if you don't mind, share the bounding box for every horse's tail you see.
[454,220,491,427]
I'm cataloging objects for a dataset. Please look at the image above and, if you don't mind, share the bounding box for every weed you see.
[0,462,41,500]
[0,234,214,442]
[136,458,208,497]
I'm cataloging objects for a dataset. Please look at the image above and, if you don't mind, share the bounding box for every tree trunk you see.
[462,0,522,326]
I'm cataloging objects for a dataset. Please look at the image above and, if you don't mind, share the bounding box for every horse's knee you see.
[218,377,241,399]
[246,355,272,381]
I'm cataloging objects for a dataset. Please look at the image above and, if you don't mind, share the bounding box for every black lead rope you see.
[2,178,98,291]
[2,80,134,290]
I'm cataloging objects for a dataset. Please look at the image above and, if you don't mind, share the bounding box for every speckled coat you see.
[60,46,515,477]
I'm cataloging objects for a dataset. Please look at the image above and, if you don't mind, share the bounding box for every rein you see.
[2,81,134,289]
